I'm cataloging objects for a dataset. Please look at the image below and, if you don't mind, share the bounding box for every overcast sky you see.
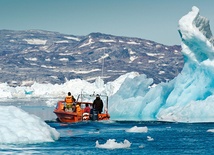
[0,0,213,45]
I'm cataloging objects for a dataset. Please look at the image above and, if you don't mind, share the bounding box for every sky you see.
[0,0,214,45]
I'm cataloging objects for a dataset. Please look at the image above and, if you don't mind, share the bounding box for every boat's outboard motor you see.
[90,109,98,121]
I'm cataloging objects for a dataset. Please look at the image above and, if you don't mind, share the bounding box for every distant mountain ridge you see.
[0,29,183,86]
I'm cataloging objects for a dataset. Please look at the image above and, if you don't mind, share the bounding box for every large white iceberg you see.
[109,6,214,122]
[0,106,59,144]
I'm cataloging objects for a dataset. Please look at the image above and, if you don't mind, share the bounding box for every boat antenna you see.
[101,50,105,78]
[101,57,104,78]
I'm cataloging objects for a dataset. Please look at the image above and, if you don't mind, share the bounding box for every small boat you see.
[53,93,110,123]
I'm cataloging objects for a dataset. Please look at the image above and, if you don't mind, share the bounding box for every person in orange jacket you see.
[76,103,82,116]
[64,92,76,111]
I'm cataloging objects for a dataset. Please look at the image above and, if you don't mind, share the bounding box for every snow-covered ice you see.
[95,139,131,149]
[126,126,148,133]
[207,129,214,132]
[0,106,59,144]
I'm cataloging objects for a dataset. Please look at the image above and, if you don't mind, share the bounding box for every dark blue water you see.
[1,121,213,155]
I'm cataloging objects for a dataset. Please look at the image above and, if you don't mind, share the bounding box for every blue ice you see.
[109,6,214,123]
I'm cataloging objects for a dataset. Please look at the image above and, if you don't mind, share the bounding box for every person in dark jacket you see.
[93,94,103,114]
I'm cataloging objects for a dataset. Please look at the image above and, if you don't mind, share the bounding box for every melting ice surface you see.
[109,6,214,123]
[0,106,59,144]
[125,126,148,133]
[0,6,214,144]
[96,139,131,149]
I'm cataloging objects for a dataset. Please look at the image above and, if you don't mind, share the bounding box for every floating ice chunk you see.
[126,126,148,133]
[95,139,131,149]
[0,106,60,144]
[147,136,154,141]
[207,129,214,132]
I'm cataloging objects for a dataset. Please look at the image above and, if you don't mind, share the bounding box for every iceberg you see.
[125,126,148,133]
[95,139,131,149]
[0,72,138,99]
[0,106,60,144]
[109,6,214,123]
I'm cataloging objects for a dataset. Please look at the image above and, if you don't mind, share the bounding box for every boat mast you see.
[101,55,104,78]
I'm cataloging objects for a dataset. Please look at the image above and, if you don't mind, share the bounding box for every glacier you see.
[109,6,214,123]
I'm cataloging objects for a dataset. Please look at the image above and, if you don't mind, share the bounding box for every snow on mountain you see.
[99,39,116,43]
[0,30,182,86]
[63,36,80,41]
[23,39,47,45]
[79,38,95,48]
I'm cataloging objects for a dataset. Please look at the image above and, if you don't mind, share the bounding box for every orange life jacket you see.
[59,102,64,110]
[76,105,82,116]
[65,96,73,105]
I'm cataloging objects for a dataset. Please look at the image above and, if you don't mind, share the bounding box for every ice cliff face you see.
[109,6,214,122]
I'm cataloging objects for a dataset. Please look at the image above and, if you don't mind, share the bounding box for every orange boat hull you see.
[54,101,110,123]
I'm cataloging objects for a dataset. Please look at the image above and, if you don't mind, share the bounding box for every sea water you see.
[0,121,213,154]
[0,100,213,155]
